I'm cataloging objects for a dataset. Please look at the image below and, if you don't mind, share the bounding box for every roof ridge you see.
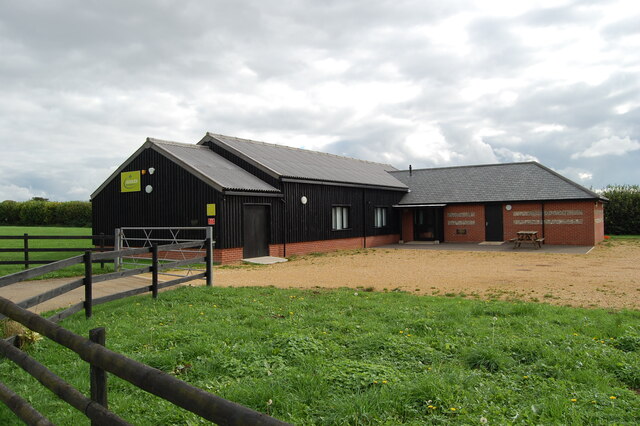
[389,161,538,174]
[206,132,396,168]
[147,137,205,149]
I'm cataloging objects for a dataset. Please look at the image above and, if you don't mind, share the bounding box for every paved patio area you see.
[379,241,594,255]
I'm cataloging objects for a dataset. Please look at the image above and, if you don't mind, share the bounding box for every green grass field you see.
[1,286,639,424]
[0,226,113,278]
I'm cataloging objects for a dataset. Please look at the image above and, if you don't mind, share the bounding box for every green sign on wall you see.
[121,171,141,192]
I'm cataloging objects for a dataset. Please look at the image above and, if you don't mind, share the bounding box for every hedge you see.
[0,200,91,227]
[602,185,640,235]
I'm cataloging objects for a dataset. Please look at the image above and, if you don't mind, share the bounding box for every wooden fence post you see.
[99,233,105,269]
[23,233,29,270]
[151,245,159,298]
[84,251,93,318]
[89,327,108,419]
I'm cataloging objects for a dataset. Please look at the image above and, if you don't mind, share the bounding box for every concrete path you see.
[379,241,594,255]
[1,274,207,315]
[242,256,288,265]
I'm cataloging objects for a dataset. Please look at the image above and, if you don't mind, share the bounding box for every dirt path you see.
[215,239,640,310]
[3,240,638,313]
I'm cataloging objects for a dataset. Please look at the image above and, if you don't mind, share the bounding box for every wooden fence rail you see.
[0,240,210,321]
[0,299,288,425]
[0,234,113,269]
[0,239,289,425]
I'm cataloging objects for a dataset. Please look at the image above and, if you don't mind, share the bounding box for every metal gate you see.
[115,227,214,281]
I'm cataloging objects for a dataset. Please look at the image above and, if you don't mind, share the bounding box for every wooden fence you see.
[0,234,113,269]
[0,241,289,425]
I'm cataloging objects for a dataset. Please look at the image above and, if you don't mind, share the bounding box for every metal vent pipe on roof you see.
[409,165,412,176]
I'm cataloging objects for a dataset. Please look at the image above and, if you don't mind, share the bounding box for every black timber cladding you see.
[283,182,403,243]
[91,148,285,249]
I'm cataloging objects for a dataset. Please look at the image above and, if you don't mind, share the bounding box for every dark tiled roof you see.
[390,162,604,205]
[200,133,407,190]
[149,139,280,193]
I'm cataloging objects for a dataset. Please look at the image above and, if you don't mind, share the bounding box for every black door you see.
[485,204,504,241]
[243,205,269,258]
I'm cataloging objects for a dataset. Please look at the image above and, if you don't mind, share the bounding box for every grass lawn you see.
[0,226,113,278]
[1,286,639,424]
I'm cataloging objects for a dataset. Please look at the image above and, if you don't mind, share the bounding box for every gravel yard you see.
[216,239,640,310]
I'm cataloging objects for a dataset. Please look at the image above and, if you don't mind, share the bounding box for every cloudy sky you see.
[1,0,639,201]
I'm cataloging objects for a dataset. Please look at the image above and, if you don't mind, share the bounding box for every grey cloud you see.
[0,0,638,202]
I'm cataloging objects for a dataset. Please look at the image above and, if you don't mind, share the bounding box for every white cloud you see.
[0,0,639,200]
[493,147,538,163]
[0,184,46,202]
[572,135,640,158]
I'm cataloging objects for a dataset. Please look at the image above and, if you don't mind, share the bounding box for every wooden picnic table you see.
[511,231,544,249]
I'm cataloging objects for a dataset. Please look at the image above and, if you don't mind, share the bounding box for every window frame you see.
[373,206,388,229]
[331,205,351,231]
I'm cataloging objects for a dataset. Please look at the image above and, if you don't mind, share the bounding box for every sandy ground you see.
[214,239,640,310]
[3,240,638,312]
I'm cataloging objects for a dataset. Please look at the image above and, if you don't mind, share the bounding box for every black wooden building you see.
[91,133,408,263]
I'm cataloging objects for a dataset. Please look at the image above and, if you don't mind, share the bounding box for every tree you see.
[602,185,640,235]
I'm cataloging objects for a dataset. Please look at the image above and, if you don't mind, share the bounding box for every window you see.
[374,207,387,228]
[332,206,350,230]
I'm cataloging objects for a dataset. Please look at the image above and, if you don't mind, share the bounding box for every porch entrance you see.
[414,208,444,242]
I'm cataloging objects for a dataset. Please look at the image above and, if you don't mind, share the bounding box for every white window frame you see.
[332,206,350,230]
[374,207,387,228]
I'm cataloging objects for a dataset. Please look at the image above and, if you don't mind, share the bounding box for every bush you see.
[18,201,48,225]
[0,199,91,227]
[603,185,640,235]
[0,201,20,224]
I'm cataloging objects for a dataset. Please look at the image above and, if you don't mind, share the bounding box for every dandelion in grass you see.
[450,407,457,411]
[571,399,577,402]
[399,330,404,334]
[382,380,388,384]
[480,416,488,424]
[289,311,294,315]
[610,396,617,400]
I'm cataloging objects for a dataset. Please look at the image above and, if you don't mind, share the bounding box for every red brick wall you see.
[444,205,485,242]
[438,201,601,245]
[541,201,596,245]
[504,202,544,242]
[214,234,400,264]
[213,247,244,264]
[504,200,600,246]
[366,234,401,247]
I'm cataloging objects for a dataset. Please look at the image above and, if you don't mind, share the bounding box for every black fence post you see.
[84,251,93,318]
[205,237,212,287]
[99,233,105,269]
[151,245,159,298]
[89,327,108,418]
[23,233,29,270]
